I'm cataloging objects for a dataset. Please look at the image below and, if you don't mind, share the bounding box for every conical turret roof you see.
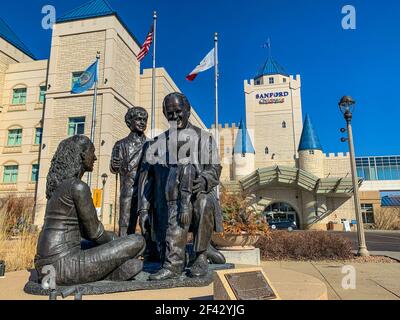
[234,118,255,154]
[298,114,323,151]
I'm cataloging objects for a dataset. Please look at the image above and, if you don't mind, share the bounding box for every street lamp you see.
[339,96,369,257]
[100,173,108,222]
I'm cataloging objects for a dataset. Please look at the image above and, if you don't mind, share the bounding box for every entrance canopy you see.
[239,166,359,196]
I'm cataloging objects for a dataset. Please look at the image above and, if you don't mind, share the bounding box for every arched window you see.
[2,162,19,183]
[282,121,287,128]
[7,126,23,146]
[11,85,27,105]
[265,147,269,155]
[39,83,46,103]
[31,163,39,182]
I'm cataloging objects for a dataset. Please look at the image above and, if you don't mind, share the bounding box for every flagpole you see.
[151,11,157,139]
[214,32,219,149]
[214,33,220,199]
[87,51,100,187]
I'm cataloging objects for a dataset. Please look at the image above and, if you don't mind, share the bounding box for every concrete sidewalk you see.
[1,261,399,300]
[262,260,400,300]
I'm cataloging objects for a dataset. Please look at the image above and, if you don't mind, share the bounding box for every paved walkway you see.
[1,261,399,300]
[263,260,400,300]
[0,264,327,300]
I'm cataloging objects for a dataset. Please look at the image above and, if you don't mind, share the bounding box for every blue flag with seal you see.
[71,60,98,94]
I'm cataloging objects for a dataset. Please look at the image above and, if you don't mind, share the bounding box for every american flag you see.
[137,25,154,62]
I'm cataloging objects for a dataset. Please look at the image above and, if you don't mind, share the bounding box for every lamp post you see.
[339,96,369,257]
[100,173,108,222]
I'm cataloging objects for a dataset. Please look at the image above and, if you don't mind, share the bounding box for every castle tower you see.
[244,55,303,169]
[298,114,324,178]
[233,118,255,179]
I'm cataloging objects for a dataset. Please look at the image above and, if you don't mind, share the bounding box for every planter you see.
[212,233,260,251]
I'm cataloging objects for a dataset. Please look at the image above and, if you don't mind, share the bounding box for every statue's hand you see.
[193,177,207,194]
[180,210,190,226]
[139,210,149,236]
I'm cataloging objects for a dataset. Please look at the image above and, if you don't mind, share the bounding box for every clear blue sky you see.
[2,0,400,156]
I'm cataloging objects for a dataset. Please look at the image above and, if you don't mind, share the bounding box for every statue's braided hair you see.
[46,135,92,199]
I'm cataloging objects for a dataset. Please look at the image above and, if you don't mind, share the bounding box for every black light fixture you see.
[101,173,108,186]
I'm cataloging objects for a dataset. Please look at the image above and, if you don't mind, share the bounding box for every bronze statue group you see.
[34,92,225,286]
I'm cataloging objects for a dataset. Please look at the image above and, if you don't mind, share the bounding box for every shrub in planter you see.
[256,231,353,261]
[219,187,270,236]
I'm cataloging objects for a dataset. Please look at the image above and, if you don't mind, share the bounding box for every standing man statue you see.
[138,92,224,280]
[110,107,148,237]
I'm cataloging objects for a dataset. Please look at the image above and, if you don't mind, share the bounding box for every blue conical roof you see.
[298,114,323,151]
[57,0,116,23]
[255,56,287,79]
[234,118,255,154]
[0,18,35,59]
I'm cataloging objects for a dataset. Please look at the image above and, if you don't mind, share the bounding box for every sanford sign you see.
[256,91,289,104]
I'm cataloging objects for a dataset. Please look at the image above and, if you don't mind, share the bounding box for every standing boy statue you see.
[110,107,148,237]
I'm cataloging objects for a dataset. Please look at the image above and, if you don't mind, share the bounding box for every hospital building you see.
[0,0,399,230]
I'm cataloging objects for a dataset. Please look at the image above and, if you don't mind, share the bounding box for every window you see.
[68,117,85,136]
[35,128,43,145]
[7,129,22,146]
[31,164,39,182]
[283,78,287,83]
[39,86,46,103]
[282,121,287,128]
[309,150,315,155]
[255,80,261,85]
[269,77,274,84]
[361,204,375,224]
[265,147,269,155]
[72,72,83,88]
[3,165,18,183]
[12,88,27,105]
[356,156,400,181]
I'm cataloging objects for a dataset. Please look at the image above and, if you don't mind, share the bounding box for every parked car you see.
[266,212,298,231]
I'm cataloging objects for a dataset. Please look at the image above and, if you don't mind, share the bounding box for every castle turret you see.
[298,114,324,178]
[233,118,255,179]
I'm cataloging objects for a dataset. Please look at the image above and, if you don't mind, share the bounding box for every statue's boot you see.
[189,252,208,278]
[149,268,179,281]
[207,244,226,264]
[106,258,143,281]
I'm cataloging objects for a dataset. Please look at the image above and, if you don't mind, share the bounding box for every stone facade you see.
[0,15,207,228]
[1,6,398,231]
[0,35,47,197]
[221,69,358,230]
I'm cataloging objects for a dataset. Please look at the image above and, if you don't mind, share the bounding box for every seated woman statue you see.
[35,135,145,286]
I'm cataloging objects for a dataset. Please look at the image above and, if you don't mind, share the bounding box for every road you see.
[332,231,400,252]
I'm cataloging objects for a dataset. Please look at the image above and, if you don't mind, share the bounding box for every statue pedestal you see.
[219,247,261,266]
[24,263,235,297]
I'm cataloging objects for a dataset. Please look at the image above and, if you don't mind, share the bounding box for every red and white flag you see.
[137,25,154,62]
[186,48,215,81]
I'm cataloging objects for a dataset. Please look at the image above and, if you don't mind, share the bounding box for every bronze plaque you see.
[225,271,277,300]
